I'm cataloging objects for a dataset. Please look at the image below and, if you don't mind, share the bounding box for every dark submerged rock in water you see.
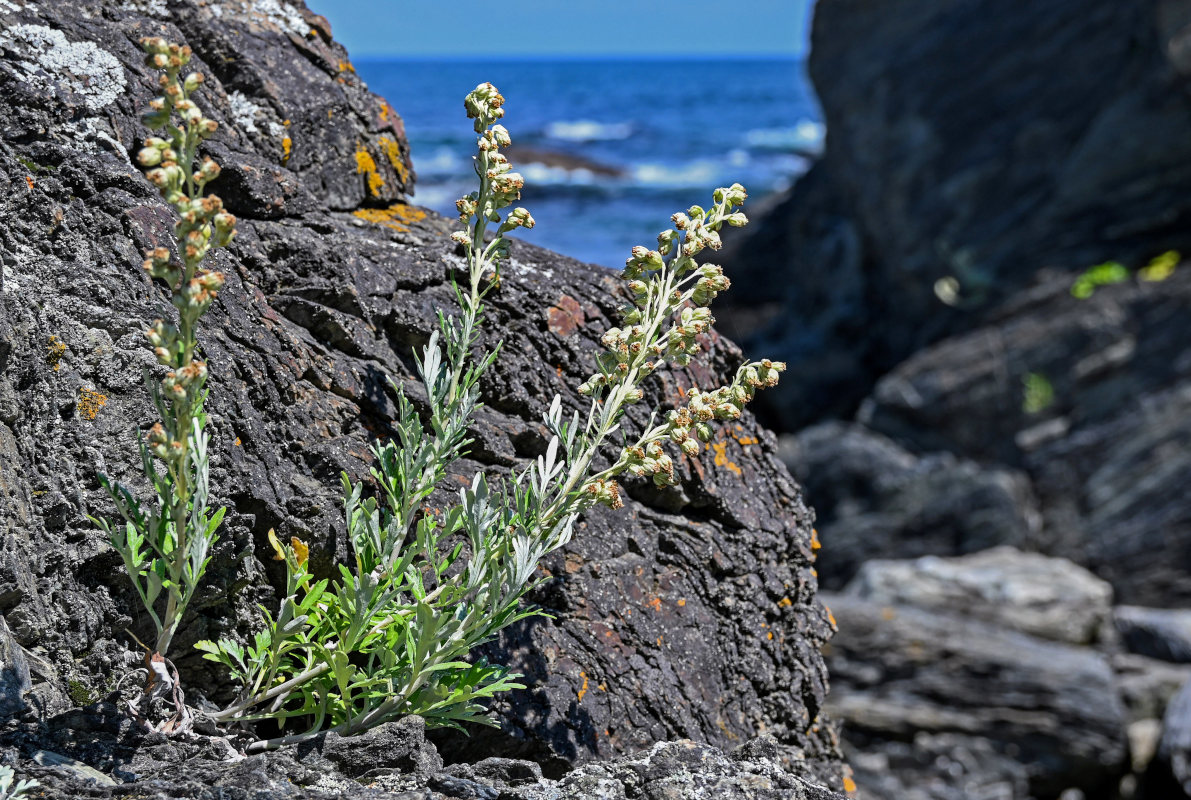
[0,0,842,794]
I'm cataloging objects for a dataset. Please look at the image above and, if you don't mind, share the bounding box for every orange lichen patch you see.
[78,387,106,420]
[338,60,355,74]
[710,441,743,477]
[555,364,564,377]
[564,553,584,574]
[234,437,242,446]
[577,671,589,703]
[352,204,427,232]
[844,777,857,793]
[880,607,896,621]
[24,175,34,190]
[648,596,662,612]
[378,136,409,185]
[811,528,821,551]
[737,435,759,446]
[656,635,664,646]
[355,146,383,196]
[46,335,66,371]
[598,682,607,691]
[826,605,837,628]
[677,598,686,607]
[767,631,774,640]
[281,136,293,165]
[777,596,793,608]
[547,295,585,337]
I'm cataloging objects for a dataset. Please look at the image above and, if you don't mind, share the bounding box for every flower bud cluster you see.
[136,37,237,466]
[464,82,506,133]
[620,441,676,487]
[456,84,534,284]
[582,478,624,510]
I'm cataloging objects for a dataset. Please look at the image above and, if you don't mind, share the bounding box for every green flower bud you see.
[694,422,713,442]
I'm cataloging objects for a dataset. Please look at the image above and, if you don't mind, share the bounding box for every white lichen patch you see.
[0,24,125,111]
[228,90,286,141]
[122,0,169,17]
[228,90,262,134]
[208,0,306,35]
[0,1,21,14]
[253,0,308,36]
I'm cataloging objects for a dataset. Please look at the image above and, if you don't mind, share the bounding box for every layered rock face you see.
[717,0,1191,797]
[721,0,1191,430]
[0,0,844,795]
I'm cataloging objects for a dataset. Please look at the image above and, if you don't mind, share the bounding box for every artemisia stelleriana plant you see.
[195,83,784,750]
[91,37,236,733]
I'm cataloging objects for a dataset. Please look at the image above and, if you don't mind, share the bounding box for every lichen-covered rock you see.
[0,0,841,791]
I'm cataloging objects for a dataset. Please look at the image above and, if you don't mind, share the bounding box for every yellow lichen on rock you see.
[354,145,383,196]
[46,335,66,371]
[378,136,409,185]
[78,387,106,420]
[352,204,426,232]
[281,136,292,165]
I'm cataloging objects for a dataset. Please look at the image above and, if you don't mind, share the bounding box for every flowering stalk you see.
[90,37,236,731]
[198,83,781,750]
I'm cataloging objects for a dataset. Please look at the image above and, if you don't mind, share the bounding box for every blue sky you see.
[306,1,814,58]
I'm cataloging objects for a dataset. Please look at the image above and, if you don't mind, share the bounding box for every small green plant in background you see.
[89,37,236,732]
[0,766,38,800]
[1022,372,1055,415]
[1071,250,1179,299]
[196,83,784,750]
[1071,261,1129,299]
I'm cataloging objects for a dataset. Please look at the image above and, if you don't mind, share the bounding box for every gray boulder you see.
[847,547,1113,645]
[1116,606,1191,663]
[822,592,1128,798]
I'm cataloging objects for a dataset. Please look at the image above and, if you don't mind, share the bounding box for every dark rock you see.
[846,547,1114,645]
[0,615,30,718]
[782,422,1039,589]
[842,732,1031,800]
[296,716,443,781]
[718,0,1191,431]
[1150,677,1191,798]
[1116,606,1191,663]
[859,272,1191,606]
[0,0,840,791]
[822,592,1128,798]
[5,719,846,800]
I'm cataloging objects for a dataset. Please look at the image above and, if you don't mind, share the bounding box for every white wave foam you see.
[631,160,722,189]
[745,120,825,153]
[520,162,601,186]
[545,120,634,142]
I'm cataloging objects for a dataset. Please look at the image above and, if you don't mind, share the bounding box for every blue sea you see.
[355,58,822,267]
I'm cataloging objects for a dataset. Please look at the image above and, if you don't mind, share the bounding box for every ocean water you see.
[355,58,821,267]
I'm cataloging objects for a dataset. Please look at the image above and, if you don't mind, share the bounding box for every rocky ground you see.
[717,0,1191,798]
[0,0,848,797]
